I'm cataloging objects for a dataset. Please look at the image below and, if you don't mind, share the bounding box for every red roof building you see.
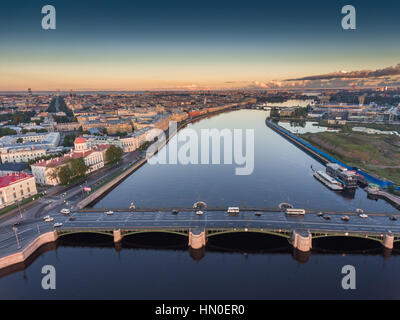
[31,140,110,186]
[0,172,37,208]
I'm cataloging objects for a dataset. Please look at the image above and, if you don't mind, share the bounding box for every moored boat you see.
[313,170,344,191]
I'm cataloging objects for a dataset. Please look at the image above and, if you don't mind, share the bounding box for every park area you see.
[301,131,400,185]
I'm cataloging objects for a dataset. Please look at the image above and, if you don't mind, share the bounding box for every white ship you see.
[313,170,344,191]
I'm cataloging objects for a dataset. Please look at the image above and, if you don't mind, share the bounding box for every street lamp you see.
[12,227,21,249]
[17,200,22,220]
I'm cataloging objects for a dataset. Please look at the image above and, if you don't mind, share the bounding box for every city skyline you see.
[1,0,400,91]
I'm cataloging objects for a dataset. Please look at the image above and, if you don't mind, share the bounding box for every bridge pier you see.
[113,229,123,243]
[188,229,206,249]
[291,230,312,252]
[382,234,394,250]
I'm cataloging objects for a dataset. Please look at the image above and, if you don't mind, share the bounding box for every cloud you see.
[286,63,400,81]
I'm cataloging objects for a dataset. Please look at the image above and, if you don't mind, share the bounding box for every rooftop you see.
[0,172,33,188]
[74,136,86,144]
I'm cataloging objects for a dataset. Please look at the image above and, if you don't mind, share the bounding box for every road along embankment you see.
[77,157,147,209]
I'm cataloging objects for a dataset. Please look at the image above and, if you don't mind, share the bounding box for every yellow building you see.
[0,173,38,209]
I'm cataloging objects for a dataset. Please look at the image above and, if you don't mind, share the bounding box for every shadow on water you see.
[312,236,400,257]
[339,188,356,199]
[122,232,188,250]
[206,232,291,253]
[58,233,114,247]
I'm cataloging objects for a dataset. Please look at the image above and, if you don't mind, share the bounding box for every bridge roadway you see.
[1,209,400,266]
[58,210,400,235]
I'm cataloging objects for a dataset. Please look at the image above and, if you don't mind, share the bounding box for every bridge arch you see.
[312,233,384,243]
[311,233,387,251]
[206,229,293,251]
[206,228,292,239]
[121,230,189,248]
[57,230,115,246]
[57,230,114,238]
[122,229,189,238]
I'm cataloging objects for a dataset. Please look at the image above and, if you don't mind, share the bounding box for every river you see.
[1,110,399,299]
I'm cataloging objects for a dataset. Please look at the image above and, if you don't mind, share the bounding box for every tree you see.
[58,165,73,185]
[49,166,61,183]
[270,108,280,118]
[56,158,88,185]
[62,133,76,147]
[0,127,17,137]
[69,158,88,178]
[105,145,123,164]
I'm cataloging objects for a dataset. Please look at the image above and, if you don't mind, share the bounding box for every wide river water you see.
[1,110,399,299]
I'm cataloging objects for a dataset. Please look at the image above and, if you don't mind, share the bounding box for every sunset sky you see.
[1,0,400,91]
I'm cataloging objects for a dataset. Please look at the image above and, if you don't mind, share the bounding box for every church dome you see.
[74,136,86,144]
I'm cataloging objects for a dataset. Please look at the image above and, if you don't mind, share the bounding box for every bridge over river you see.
[57,208,400,251]
[1,207,400,270]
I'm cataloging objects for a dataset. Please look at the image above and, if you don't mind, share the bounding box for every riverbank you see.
[265,119,397,189]
[0,230,57,270]
[301,131,400,185]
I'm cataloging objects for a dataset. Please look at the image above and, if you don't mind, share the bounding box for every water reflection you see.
[94,110,396,213]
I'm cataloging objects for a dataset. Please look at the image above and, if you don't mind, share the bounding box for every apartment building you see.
[0,173,37,209]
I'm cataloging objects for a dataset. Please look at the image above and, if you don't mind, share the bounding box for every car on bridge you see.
[60,208,70,214]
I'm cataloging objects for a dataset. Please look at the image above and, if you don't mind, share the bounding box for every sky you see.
[0,0,400,91]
